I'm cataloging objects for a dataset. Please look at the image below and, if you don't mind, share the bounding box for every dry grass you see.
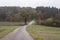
[0,22,24,26]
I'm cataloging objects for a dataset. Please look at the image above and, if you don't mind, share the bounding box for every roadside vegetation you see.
[27,25,60,40]
[0,26,19,38]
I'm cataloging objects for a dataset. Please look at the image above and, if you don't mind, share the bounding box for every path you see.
[0,20,34,40]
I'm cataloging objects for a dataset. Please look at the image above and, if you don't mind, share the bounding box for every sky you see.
[0,0,60,8]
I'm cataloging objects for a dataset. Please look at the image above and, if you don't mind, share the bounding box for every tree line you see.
[0,6,60,27]
[36,7,60,27]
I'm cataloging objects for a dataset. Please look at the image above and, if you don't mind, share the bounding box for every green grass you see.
[0,26,19,38]
[27,25,60,40]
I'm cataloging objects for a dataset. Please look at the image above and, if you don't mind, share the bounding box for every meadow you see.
[27,25,60,40]
[0,26,19,38]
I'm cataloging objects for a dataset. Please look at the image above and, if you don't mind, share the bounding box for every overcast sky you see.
[0,0,60,8]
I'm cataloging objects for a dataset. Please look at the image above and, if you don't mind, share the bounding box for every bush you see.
[44,18,54,26]
[35,18,60,27]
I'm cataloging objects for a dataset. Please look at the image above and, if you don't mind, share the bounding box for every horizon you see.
[0,0,60,8]
[0,6,59,9]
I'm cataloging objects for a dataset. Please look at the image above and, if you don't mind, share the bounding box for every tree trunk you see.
[25,17,27,25]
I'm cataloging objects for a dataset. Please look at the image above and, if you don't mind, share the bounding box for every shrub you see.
[35,18,60,27]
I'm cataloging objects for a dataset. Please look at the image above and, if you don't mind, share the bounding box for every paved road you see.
[0,21,34,40]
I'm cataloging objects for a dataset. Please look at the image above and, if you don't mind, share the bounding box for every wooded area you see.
[0,6,60,26]
[36,7,60,27]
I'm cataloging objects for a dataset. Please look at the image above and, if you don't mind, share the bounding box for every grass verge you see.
[0,26,19,38]
[27,25,60,40]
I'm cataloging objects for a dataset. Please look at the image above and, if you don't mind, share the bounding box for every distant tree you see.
[19,7,36,24]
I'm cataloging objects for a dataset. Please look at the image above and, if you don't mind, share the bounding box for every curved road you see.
[0,21,34,40]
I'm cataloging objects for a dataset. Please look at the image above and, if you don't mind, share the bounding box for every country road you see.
[0,21,34,40]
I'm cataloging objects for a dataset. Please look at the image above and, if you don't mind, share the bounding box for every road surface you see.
[0,21,34,40]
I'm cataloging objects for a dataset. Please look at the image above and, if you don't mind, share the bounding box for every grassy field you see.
[0,26,19,38]
[0,22,24,26]
[27,25,60,40]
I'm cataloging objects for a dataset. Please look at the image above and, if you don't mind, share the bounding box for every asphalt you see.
[0,21,34,40]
